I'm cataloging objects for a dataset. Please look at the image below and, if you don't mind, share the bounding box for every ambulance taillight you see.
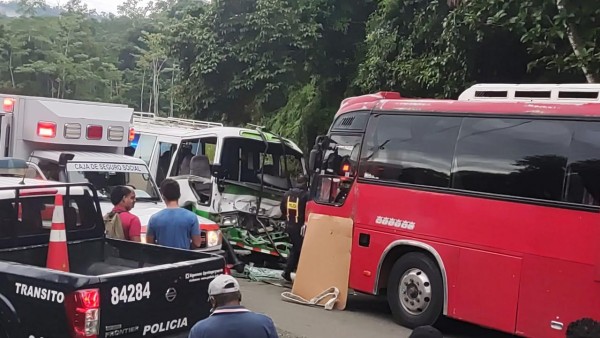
[2,98,14,113]
[37,121,56,138]
[86,125,103,140]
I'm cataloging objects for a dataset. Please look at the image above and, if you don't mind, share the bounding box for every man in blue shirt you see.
[189,274,278,338]
[146,179,203,250]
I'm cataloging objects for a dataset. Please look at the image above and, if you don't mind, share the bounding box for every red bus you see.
[306,84,600,338]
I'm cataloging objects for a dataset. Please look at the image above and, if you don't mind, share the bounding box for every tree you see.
[136,30,169,114]
[0,24,27,89]
[0,0,598,151]
[63,0,90,15]
[170,0,322,124]
[264,0,376,148]
[355,0,466,97]
[555,0,599,83]
[117,0,149,26]
[354,0,600,100]
[16,0,47,17]
[448,0,599,83]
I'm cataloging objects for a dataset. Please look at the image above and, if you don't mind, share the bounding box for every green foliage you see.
[0,0,179,111]
[354,0,599,98]
[171,0,374,147]
[0,0,598,152]
[170,0,320,124]
[16,0,47,17]
[267,80,319,149]
[355,0,461,97]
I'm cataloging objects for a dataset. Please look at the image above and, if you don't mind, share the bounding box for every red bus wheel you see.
[387,252,443,328]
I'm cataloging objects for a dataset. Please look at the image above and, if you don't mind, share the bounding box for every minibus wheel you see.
[387,252,443,328]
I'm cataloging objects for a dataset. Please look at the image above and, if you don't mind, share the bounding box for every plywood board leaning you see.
[290,213,353,310]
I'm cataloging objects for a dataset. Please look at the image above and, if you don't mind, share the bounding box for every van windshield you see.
[219,137,304,190]
[67,163,160,201]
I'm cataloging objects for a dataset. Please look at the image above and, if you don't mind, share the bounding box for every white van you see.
[131,113,306,259]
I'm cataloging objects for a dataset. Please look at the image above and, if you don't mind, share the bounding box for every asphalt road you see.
[239,279,519,338]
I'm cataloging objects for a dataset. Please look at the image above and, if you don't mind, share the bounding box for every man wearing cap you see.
[189,274,278,338]
[566,318,600,338]
[409,325,444,338]
[280,174,309,282]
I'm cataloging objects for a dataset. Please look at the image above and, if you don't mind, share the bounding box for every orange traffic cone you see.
[46,194,69,272]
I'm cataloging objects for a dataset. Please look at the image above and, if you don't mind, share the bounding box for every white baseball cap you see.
[208,274,240,297]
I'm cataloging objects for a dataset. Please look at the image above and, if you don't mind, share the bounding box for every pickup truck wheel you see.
[387,252,443,329]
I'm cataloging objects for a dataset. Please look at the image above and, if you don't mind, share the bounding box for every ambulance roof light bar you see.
[37,121,56,138]
[0,157,28,170]
[3,98,15,113]
[37,121,126,141]
[133,112,223,130]
[458,83,600,103]
[0,157,29,183]
[64,123,81,139]
[86,125,103,140]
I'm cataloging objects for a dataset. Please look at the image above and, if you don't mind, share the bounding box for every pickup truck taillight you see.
[65,289,100,338]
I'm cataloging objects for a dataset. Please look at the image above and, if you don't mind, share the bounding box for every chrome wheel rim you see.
[399,268,432,315]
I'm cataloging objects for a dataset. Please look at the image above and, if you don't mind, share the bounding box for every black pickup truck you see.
[0,179,225,338]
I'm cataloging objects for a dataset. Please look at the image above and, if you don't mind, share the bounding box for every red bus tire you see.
[387,252,444,328]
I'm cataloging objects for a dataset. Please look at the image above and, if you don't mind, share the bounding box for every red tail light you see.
[86,125,103,140]
[65,289,100,338]
[37,121,56,138]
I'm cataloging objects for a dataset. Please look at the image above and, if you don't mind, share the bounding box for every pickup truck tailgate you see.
[98,257,224,337]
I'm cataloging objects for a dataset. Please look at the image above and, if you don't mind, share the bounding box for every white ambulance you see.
[131,112,306,260]
[0,95,222,251]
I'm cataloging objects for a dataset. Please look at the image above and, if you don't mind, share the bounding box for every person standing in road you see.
[146,179,203,250]
[108,186,141,242]
[189,274,278,338]
[280,174,309,282]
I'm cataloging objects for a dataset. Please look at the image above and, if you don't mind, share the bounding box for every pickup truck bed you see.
[0,238,207,274]
[0,238,224,337]
[0,181,226,338]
